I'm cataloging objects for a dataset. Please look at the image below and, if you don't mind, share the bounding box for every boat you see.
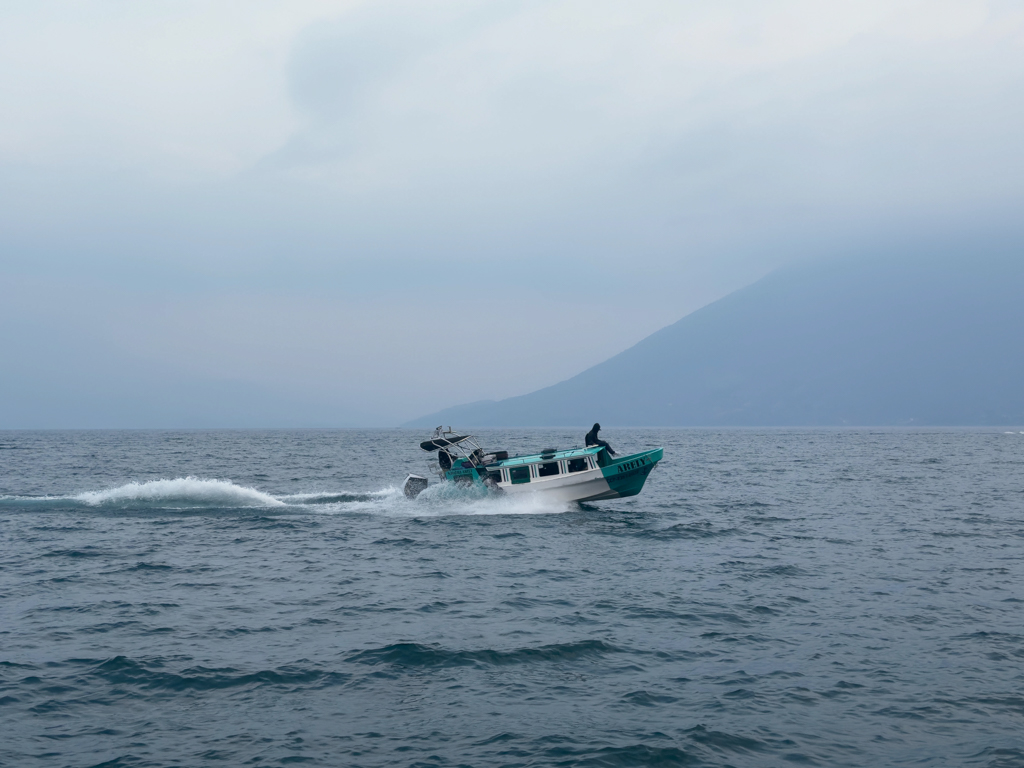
[403,427,663,503]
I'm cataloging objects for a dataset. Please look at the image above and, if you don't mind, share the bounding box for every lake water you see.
[2,428,1023,767]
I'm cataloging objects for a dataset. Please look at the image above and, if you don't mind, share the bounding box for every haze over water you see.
[2,428,1023,767]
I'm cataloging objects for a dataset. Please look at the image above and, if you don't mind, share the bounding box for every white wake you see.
[300,481,570,517]
[74,477,284,508]
[51,476,571,516]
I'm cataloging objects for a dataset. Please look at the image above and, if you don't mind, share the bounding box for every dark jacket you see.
[585,423,616,456]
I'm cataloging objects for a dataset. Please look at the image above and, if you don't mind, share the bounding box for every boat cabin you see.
[419,428,608,488]
[475,446,605,487]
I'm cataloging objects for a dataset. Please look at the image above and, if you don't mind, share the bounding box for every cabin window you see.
[567,457,589,473]
[538,462,560,477]
[509,466,531,484]
[487,471,503,485]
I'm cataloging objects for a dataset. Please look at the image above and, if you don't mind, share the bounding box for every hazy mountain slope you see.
[405,254,1024,427]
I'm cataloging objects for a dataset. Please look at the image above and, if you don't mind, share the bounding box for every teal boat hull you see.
[598,447,664,499]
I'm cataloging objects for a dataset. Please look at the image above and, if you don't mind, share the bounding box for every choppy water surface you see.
[2,428,1023,767]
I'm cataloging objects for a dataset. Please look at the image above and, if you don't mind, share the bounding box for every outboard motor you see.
[403,474,428,499]
[438,450,453,471]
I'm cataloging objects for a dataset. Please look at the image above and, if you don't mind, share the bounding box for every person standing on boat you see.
[585,423,617,456]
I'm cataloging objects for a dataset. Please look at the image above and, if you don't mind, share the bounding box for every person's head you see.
[592,423,600,431]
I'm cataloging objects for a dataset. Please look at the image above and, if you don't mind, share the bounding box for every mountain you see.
[404,253,1024,427]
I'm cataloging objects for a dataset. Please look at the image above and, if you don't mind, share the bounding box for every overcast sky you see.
[2,0,1023,427]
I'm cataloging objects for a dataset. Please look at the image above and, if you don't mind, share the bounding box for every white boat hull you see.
[496,467,619,503]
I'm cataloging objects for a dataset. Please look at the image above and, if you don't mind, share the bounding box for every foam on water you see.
[74,477,285,508]
[2,477,570,517]
[413,481,570,516]
[283,490,398,505]
[283,486,408,515]
[294,482,570,517]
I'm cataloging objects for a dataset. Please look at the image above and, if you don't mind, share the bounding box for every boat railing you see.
[425,426,487,479]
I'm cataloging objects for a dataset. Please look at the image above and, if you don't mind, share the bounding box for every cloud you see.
[0,1,356,177]
[1,1,1022,425]
[273,0,1021,201]
[5,1,1022,244]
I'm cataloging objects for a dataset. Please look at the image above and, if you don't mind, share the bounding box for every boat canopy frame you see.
[421,426,488,479]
